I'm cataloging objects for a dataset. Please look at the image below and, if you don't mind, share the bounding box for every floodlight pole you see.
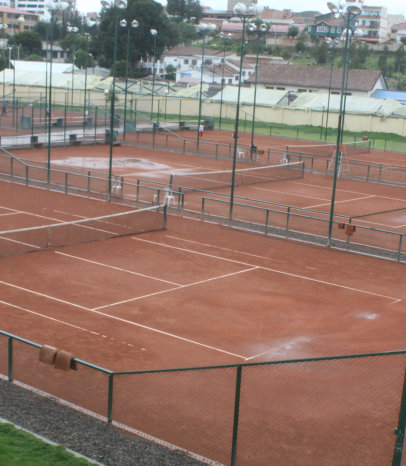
[250,22,267,160]
[230,7,254,220]
[83,32,90,134]
[121,19,138,142]
[46,11,55,183]
[196,25,209,151]
[219,32,232,130]
[150,29,157,123]
[327,6,360,245]
[324,38,338,141]
[108,4,121,201]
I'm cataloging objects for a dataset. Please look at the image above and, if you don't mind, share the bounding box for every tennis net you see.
[286,140,371,157]
[0,205,166,257]
[169,162,305,192]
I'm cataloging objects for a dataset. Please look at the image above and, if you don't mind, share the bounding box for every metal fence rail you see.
[0,331,405,465]
[1,151,405,263]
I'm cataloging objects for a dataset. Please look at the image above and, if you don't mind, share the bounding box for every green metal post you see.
[8,336,13,381]
[196,28,207,151]
[107,373,114,422]
[230,365,242,466]
[47,13,55,184]
[108,6,120,202]
[392,368,406,466]
[229,15,248,220]
[327,15,352,245]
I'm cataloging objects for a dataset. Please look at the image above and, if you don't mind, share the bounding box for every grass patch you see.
[0,423,93,465]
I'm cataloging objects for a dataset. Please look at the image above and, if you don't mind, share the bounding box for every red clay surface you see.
[1,137,406,465]
[1,181,405,370]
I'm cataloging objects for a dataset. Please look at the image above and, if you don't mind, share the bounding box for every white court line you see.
[0,205,69,224]
[306,194,375,210]
[0,212,20,217]
[94,267,258,310]
[165,235,275,261]
[133,237,399,302]
[55,251,183,287]
[0,286,247,360]
[131,237,255,268]
[251,186,328,202]
[0,300,100,336]
[0,280,89,310]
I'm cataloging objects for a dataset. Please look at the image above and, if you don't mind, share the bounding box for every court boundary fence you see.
[0,150,405,263]
[0,330,405,465]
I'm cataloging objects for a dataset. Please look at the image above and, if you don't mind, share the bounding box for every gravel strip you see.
[0,378,209,465]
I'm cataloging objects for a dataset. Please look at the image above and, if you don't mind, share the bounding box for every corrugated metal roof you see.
[372,90,406,104]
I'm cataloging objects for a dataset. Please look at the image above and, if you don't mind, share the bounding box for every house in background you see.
[247,64,386,98]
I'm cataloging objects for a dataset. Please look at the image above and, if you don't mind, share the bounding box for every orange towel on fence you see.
[54,350,75,371]
[39,345,58,365]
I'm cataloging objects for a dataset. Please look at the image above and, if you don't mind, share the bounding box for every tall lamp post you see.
[248,21,267,160]
[100,0,128,201]
[120,18,138,142]
[324,37,339,141]
[218,32,232,130]
[326,0,362,245]
[229,2,263,220]
[150,28,157,122]
[45,0,69,183]
[67,25,78,109]
[83,19,96,134]
[196,23,216,150]
[11,16,25,127]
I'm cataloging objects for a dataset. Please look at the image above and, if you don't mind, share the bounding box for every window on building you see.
[192,59,197,65]
[184,59,189,64]
[276,86,285,90]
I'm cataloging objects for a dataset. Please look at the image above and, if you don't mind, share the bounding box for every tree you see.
[377,53,388,76]
[295,39,306,54]
[8,31,42,56]
[94,0,174,74]
[167,0,202,21]
[312,41,328,65]
[165,64,176,80]
[288,26,299,39]
[394,45,406,73]
[349,42,370,68]
[25,54,43,62]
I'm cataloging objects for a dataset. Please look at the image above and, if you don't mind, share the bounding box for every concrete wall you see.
[9,85,406,137]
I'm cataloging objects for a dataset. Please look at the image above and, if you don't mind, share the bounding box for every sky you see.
[76,0,406,18]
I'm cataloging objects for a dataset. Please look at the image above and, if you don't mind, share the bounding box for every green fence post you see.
[8,336,13,381]
[230,365,242,466]
[107,373,114,423]
[392,367,406,466]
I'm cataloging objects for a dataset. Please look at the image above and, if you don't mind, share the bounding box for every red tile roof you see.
[248,63,383,92]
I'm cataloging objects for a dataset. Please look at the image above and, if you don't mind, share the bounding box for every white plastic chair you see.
[164,189,176,207]
[112,176,122,196]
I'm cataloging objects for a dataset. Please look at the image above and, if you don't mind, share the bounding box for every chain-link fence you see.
[0,331,405,465]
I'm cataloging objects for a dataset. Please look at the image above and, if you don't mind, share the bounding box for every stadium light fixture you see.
[196,22,216,150]
[229,2,262,220]
[120,18,138,142]
[218,31,233,130]
[326,0,362,245]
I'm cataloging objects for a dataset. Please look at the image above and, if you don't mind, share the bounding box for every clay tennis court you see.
[1,137,406,465]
